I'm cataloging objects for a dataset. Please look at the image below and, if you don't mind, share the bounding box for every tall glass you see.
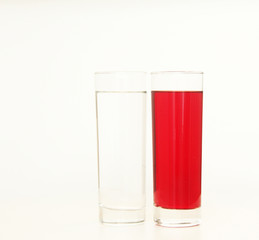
[151,71,203,227]
[95,72,147,224]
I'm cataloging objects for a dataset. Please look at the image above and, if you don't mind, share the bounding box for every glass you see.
[95,71,147,224]
[151,71,203,227]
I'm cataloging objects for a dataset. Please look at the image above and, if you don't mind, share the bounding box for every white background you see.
[0,0,259,239]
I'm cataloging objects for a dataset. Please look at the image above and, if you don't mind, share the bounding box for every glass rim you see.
[151,71,203,75]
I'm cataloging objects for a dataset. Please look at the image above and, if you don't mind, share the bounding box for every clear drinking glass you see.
[151,71,203,227]
[95,72,147,224]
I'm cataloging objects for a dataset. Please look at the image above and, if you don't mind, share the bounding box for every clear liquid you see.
[96,91,146,210]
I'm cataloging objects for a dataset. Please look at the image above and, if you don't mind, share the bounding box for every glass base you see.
[99,207,145,224]
[154,206,201,227]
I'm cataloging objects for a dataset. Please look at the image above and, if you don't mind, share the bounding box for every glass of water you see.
[95,71,147,224]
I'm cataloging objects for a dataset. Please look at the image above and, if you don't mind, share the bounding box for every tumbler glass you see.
[95,72,147,224]
[151,71,203,227]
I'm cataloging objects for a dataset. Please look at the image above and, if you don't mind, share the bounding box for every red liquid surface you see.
[152,91,203,209]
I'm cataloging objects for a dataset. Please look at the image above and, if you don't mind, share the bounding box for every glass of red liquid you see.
[151,71,203,227]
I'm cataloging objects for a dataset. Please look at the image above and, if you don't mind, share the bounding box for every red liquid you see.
[152,91,203,209]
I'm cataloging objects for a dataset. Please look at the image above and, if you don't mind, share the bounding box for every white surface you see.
[0,0,259,239]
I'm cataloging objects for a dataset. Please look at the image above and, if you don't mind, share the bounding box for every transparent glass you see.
[95,72,147,224]
[151,71,203,227]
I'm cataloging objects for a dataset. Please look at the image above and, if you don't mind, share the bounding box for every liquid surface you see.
[152,91,203,209]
